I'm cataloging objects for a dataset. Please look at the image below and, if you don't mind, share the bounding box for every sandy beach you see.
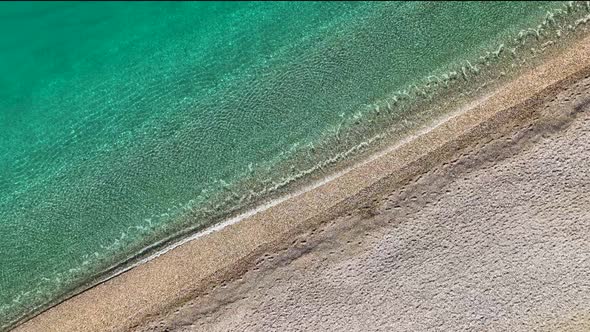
[12,34,590,332]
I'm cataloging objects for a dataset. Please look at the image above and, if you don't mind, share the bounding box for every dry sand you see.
[12,37,590,332]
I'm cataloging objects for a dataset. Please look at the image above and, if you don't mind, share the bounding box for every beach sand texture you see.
[13,28,590,332]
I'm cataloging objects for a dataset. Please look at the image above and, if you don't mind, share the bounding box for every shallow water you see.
[0,1,588,329]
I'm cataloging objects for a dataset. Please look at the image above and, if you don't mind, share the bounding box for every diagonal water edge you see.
[2,2,590,330]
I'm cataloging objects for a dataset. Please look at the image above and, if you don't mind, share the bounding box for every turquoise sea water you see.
[1,2,589,329]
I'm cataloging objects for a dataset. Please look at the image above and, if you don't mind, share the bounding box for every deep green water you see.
[1,1,588,329]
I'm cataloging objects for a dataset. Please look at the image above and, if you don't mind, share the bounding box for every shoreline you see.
[157,52,590,331]
[4,3,587,328]
[11,34,590,332]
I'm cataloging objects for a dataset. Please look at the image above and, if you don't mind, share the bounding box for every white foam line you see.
[134,159,355,265]
[95,89,496,287]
